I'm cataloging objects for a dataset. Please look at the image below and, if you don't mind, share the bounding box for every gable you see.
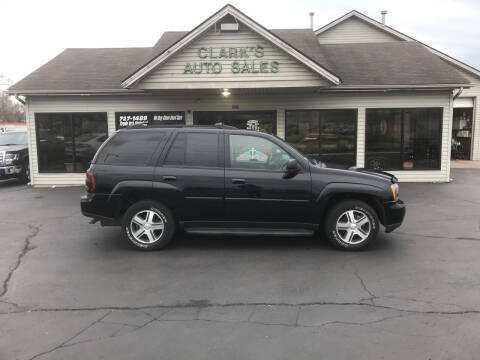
[136,25,330,90]
[317,17,404,44]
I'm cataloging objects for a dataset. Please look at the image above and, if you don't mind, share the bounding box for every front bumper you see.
[382,199,406,233]
[0,165,23,179]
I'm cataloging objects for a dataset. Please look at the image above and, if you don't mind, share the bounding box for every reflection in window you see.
[36,113,108,173]
[285,110,357,169]
[365,108,442,170]
[194,111,276,134]
[229,135,291,171]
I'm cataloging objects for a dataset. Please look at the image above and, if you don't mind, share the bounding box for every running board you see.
[184,227,314,237]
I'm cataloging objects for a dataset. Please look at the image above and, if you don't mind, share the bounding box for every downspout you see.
[453,87,463,100]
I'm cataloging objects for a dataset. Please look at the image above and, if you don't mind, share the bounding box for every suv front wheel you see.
[122,201,175,250]
[324,200,379,251]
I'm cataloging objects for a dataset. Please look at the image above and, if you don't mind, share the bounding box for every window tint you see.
[365,108,442,170]
[100,131,164,166]
[36,113,108,173]
[285,109,357,169]
[164,132,220,168]
[229,135,292,171]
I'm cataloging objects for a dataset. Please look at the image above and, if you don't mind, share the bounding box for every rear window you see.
[163,132,220,168]
[98,130,165,166]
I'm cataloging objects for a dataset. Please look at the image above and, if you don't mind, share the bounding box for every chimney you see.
[381,10,387,25]
[309,12,314,30]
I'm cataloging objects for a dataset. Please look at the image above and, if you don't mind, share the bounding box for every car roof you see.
[118,124,237,131]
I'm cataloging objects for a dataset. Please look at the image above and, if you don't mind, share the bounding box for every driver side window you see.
[229,134,292,171]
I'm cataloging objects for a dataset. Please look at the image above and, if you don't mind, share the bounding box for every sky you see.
[1,0,479,89]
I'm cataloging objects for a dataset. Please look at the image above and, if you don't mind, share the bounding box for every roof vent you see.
[381,10,387,25]
[220,23,239,32]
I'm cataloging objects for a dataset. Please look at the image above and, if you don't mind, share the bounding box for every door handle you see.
[162,175,177,181]
[231,178,246,184]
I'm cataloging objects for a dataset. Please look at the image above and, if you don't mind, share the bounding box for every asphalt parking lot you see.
[1,169,480,360]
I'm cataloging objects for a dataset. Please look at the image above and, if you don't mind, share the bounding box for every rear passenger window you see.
[164,132,220,168]
[99,131,165,166]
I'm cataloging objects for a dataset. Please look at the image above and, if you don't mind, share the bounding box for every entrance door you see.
[194,110,276,133]
[452,104,474,160]
[224,132,312,224]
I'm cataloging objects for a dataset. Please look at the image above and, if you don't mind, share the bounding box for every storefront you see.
[8,5,475,186]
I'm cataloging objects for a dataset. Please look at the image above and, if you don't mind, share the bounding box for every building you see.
[7,5,479,186]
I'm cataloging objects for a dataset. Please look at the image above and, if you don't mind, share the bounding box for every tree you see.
[0,74,25,122]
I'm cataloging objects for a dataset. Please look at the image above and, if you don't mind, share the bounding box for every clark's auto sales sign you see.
[183,45,279,74]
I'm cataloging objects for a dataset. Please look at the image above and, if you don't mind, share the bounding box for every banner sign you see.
[115,112,185,129]
[183,45,279,75]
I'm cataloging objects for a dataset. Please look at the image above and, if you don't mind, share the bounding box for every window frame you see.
[35,112,108,173]
[225,131,307,173]
[158,129,224,169]
[365,107,443,171]
[285,108,358,169]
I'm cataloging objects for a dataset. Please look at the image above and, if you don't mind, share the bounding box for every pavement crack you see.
[28,311,111,360]
[3,300,480,317]
[0,224,40,298]
[354,270,376,305]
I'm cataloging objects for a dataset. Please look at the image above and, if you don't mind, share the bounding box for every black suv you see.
[81,125,405,251]
[0,131,30,183]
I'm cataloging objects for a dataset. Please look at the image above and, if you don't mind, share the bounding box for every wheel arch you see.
[316,183,387,225]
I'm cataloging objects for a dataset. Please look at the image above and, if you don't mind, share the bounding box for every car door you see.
[224,132,312,224]
[154,129,225,222]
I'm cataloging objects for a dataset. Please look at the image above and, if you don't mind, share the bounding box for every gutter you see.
[14,95,26,105]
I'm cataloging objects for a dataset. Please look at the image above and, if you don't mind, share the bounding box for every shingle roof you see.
[9,28,469,93]
[9,48,152,92]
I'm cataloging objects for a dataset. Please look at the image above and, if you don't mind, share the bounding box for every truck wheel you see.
[122,201,175,250]
[324,200,379,251]
[19,162,30,184]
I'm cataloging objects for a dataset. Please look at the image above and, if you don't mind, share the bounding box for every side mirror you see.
[284,159,300,177]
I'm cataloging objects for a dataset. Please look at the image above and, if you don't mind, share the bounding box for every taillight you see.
[85,169,96,193]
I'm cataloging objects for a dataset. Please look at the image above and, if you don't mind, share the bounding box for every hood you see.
[351,168,397,183]
[0,144,28,152]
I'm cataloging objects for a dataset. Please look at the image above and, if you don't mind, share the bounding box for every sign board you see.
[115,112,185,129]
[183,45,279,75]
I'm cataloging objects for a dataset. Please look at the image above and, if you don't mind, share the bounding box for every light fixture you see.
[221,88,231,97]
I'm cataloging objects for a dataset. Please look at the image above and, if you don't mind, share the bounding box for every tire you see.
[122,200,175,250]
[324,200,379,251]
[19,162,30,184]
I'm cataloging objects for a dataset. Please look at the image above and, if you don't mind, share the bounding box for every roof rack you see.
[214,123,237,129]
[119,124,238,130]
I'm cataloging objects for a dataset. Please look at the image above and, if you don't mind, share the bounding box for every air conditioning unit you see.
[220,23,239,32]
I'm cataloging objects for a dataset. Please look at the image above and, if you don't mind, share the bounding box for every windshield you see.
[0,132,28,146]
[274,135,322,165]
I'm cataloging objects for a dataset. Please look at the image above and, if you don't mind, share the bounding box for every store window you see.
[365,108,442,170]
[451,107,473,160]
[35,113,108,173]
[285,110,357,169]
[164,132,221,168]
[194,111,276,133]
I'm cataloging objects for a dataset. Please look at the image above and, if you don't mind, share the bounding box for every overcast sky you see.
[1,0,479,88]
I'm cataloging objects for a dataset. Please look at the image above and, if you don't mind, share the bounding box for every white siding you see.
[26,90,452,186]
[317,17,404,44]
[449,69,480,160]
[138,25,328,89]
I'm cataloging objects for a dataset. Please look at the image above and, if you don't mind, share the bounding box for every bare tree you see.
[0,74,25,122]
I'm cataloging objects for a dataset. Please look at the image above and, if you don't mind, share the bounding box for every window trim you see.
[365,107,443,171]
[285,108,358,169]
[35,112,108,174]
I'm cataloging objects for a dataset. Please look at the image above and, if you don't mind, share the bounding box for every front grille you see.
[0,151,4,166]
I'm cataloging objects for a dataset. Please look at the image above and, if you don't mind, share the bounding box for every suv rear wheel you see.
[324,200,379,251]
[122,201,175,250]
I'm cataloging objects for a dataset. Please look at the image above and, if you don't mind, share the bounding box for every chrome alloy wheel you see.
[335,210,371,244]
[130,209,165,244]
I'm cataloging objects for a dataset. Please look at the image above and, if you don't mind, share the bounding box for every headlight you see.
[390,183,399,200]
[5,152,20,165]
